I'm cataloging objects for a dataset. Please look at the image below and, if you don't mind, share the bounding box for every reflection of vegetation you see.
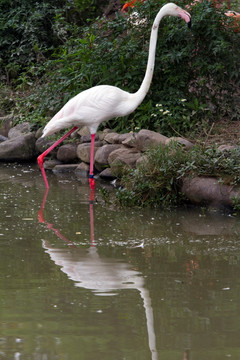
[135,239,240,359]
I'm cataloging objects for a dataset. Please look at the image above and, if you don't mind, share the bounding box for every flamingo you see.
[122,0,148,26]
[122,0,146,12]
[186,0,239,32]
[224,10,240,32]
[37,3,191,190]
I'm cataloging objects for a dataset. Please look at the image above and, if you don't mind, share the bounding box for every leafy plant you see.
[116,142,189,208]
[116,143,240,208]
[148,97,209,137]
[2,0,240,135]
[0,0,106,82]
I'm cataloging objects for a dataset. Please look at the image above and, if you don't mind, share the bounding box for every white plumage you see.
[38,3,191,189]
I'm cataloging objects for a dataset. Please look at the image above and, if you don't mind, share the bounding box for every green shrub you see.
[9,0,240,134]
[0,0,106,82]
[116,144,240,208]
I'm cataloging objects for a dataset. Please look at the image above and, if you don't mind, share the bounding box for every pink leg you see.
[38,126,78,189]
[89,133,96,190]
[89,188,95,247]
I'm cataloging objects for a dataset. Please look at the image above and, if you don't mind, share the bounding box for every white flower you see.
[181,99,187,102]
[163,110,170,115]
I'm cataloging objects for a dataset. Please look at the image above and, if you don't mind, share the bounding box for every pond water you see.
[1,163,240,360]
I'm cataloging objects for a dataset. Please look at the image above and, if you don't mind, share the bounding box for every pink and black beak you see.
[178,7,191,29]
[185,10,191,28]
[184,10,191,28]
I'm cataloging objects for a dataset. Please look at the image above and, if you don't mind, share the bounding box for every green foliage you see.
[232,196,240,214]
[180,146,240,184]
[0,0,59,78]
[116,144,240,208]
[0,84,14,114]
[2,0,240,133]
[146,97,208,137]
[0,0,105,81]
[117,142,189,208]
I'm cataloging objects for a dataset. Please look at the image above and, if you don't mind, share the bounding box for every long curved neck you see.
[134,8,166,104]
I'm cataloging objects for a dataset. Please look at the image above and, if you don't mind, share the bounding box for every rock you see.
[77,141,102,163]
[108,147,141,167]
[122,133,137,147]
[70,128,79,139]
[98,128,114,141]
[77,143,91,163]
[79,134,99,144]
[181,176,240,208]
[94,144,122,171]
[57,143,78,163]
[35,128,43,139]
[77,126,90,137]
[218,144,237,152]
[165,137,194,149]
[52,164,79,173]
[0,114,13,137]
[0,133,36,161]
[99,167,117,180]
[35,137,57,156]
[75,162,90,177]
[0,135,7,142]
[104,132,131,144]
[8,122,32,139]
[135,129,168,152]
[104,132,118,143]
[136,154,149,167]
[79,134,92,143]
[43,159,62,170]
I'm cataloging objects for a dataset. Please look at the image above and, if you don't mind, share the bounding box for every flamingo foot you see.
[89,177,95,190]
[38,154,49,189]
[37,154,44,168]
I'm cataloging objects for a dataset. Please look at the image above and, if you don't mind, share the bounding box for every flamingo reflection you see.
[183,349,190,360]
[38,188,158,360]
[38,188,76,248]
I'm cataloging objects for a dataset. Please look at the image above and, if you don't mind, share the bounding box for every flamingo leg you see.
[89,133,96,190]
[37,126,78,189]
[89,187,95,246]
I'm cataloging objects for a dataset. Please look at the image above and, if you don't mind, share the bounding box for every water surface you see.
[1,163,240,360]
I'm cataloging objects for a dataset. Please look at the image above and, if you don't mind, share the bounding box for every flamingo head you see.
[162,3,191,28]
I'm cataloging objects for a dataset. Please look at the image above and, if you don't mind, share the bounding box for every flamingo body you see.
[42,85,139,137]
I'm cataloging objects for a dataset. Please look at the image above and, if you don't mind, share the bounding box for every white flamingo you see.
[37,3,191,190]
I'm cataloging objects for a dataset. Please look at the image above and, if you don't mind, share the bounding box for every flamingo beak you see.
[183,11,191,28]
[178,8,191,29]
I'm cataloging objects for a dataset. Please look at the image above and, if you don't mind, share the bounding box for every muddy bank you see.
[0,118,239,209]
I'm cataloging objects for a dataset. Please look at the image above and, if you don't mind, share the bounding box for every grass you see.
[115,142,240,208]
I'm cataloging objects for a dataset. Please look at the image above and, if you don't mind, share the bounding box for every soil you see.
[196,119,240,147]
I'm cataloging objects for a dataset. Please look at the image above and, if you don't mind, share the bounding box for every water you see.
[1,163,240,360]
